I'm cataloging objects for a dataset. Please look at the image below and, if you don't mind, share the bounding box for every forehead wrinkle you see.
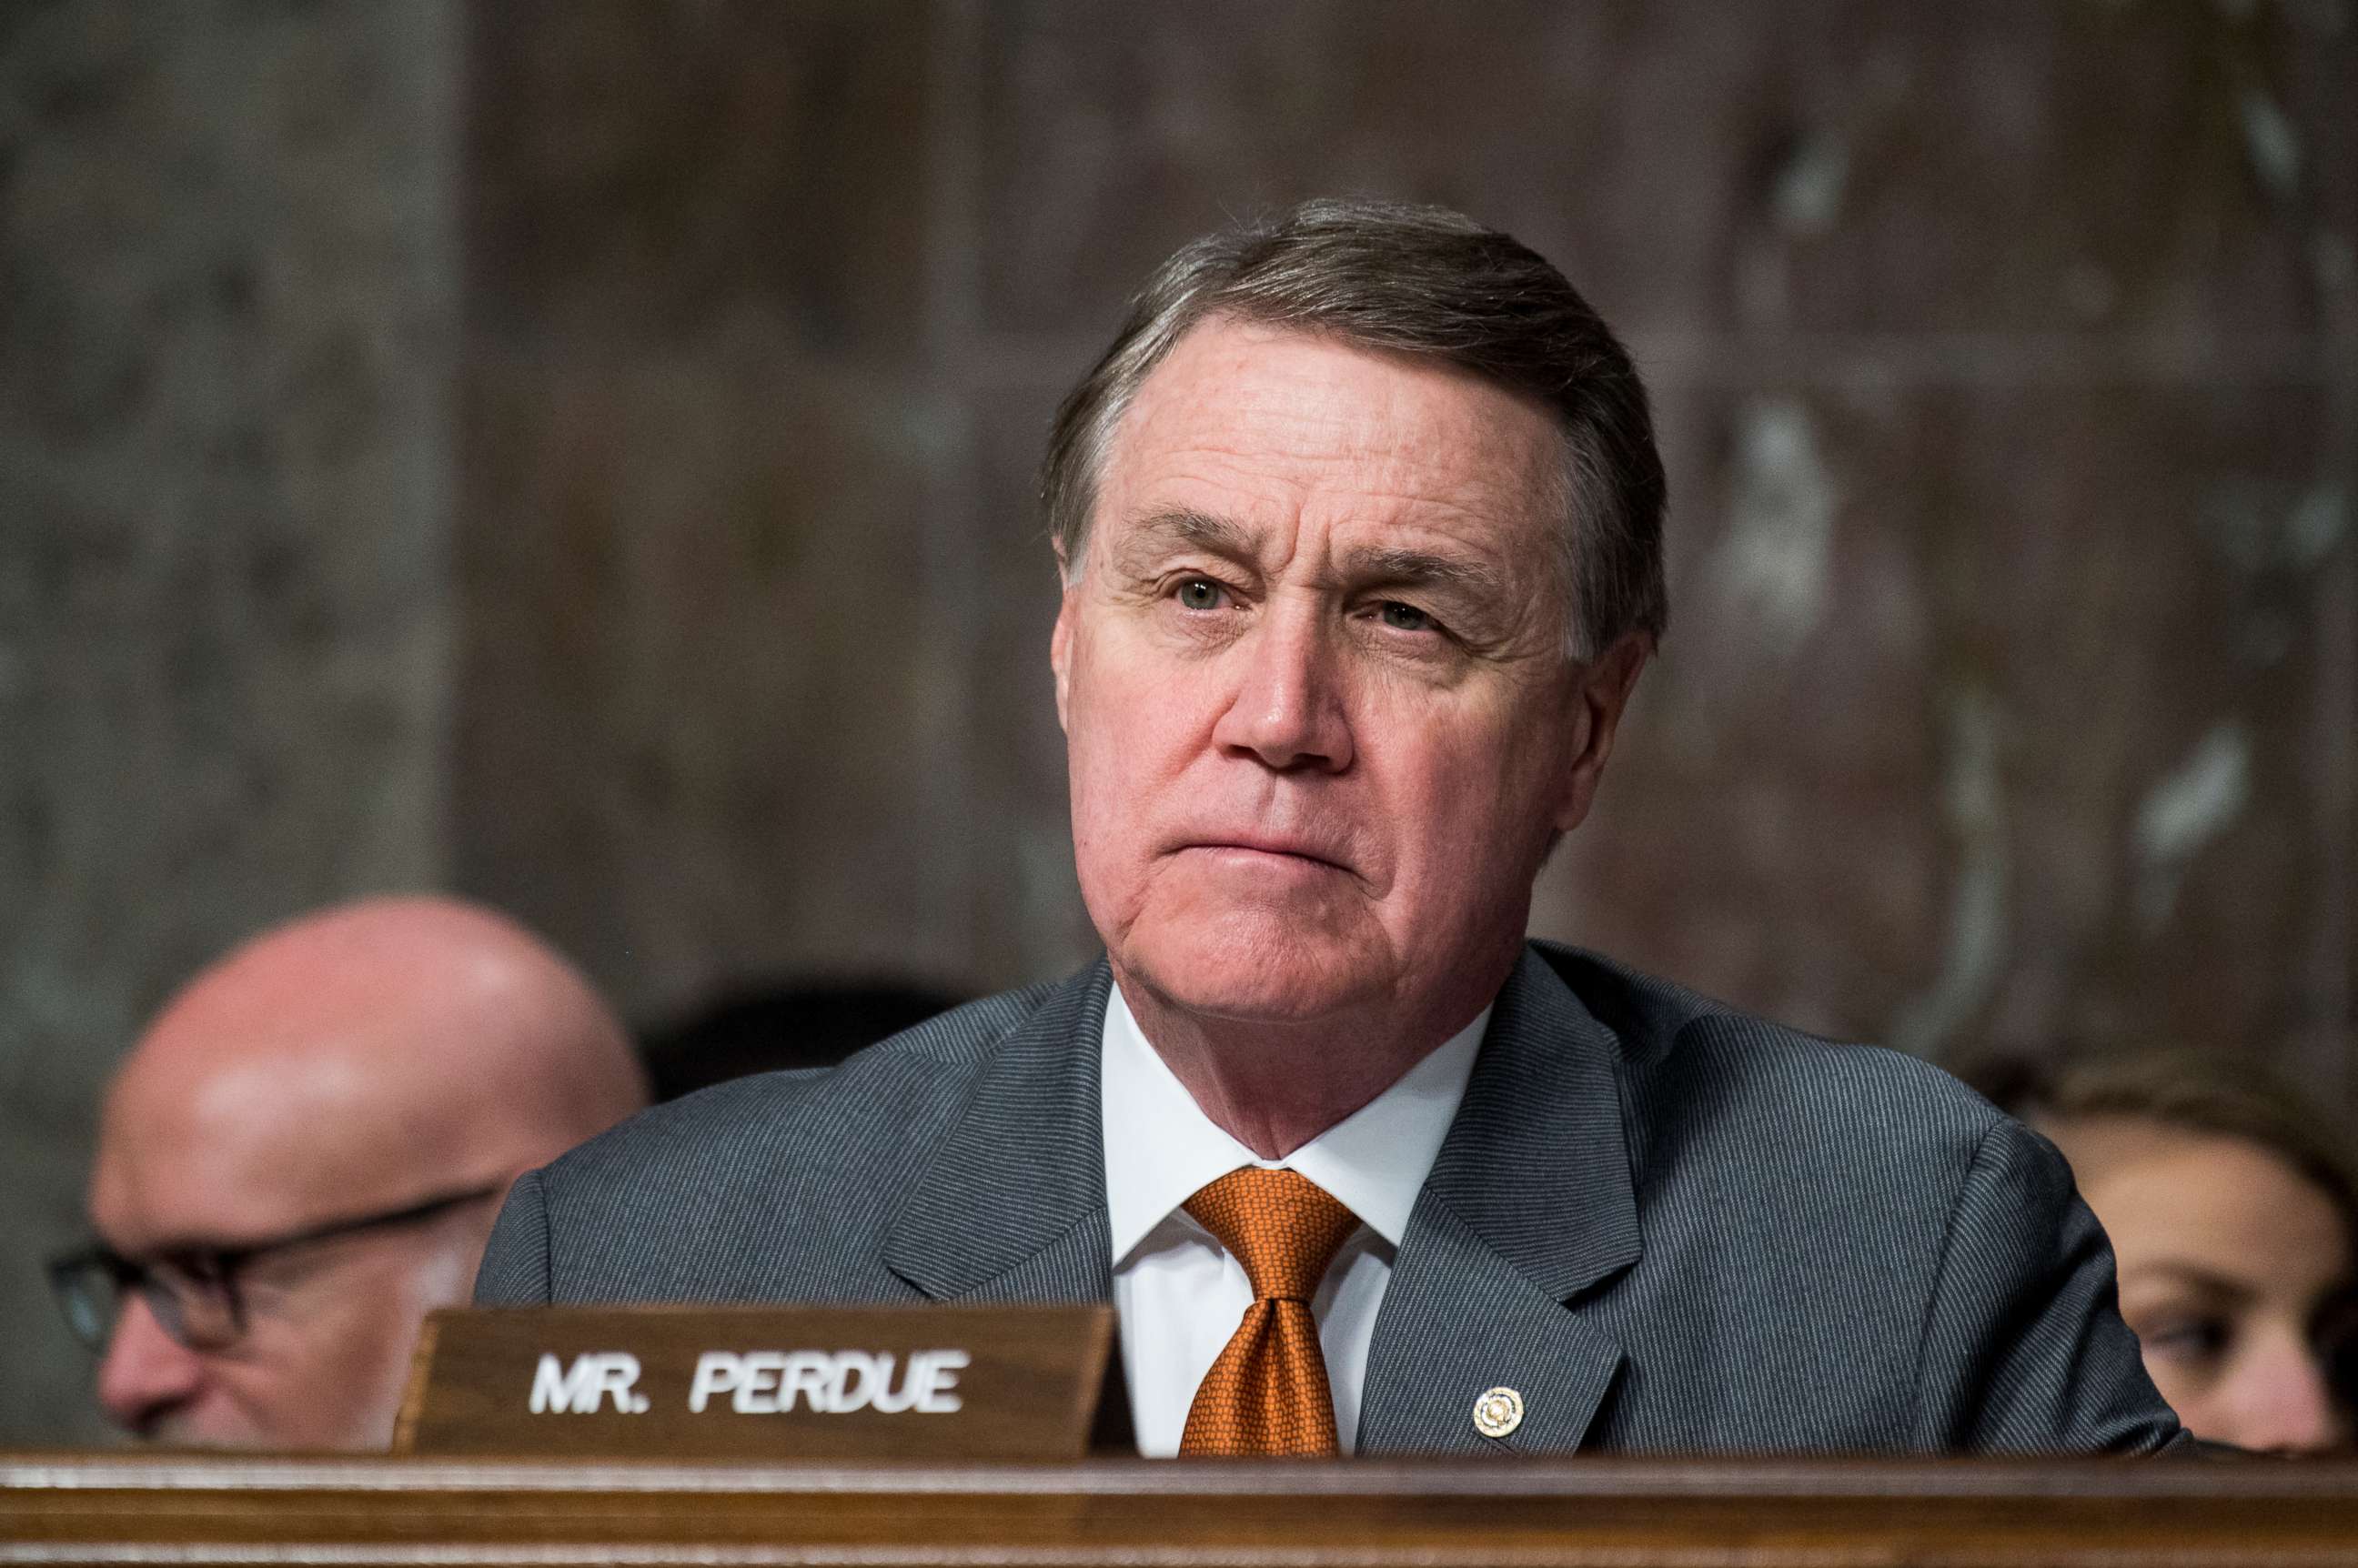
[1114,337,1547,508]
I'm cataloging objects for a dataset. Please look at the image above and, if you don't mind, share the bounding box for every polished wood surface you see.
[7,1452,2358,1566]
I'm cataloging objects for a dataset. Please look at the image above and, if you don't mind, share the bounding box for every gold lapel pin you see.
[1472,1385,1525,1439]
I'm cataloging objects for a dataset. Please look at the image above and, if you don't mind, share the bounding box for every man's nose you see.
[2230,1334,2348,1454]
[1209,604,1353,772]
[95,1293,207,1435]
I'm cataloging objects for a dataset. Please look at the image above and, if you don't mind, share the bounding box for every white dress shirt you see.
[1099,982,1487,1455]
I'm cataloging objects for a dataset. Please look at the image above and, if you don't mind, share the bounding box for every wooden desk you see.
[6,1452,2356,1566]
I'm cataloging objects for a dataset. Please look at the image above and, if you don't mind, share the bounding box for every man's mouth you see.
[1178,837,1354,876]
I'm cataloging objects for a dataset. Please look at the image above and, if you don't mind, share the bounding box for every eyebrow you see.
[2120,1261,2259,1303]
[1119,508,1512,601]
[1118,507,1262,564]
[1340,544,1510,602]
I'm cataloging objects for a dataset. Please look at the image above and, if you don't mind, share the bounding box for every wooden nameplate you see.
[394,1304,1116,1461]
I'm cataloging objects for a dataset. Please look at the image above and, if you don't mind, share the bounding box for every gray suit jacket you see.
[476,941,2183,1455]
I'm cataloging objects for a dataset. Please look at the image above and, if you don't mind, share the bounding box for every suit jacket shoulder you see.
[1557,941,2008,1251]
[1520,941,2175,1453]
[473,980,1063,1308]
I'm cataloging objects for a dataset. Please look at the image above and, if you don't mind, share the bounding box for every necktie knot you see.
[1184,1167,1360,1303]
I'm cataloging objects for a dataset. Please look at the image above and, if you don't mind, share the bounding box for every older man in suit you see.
[476,199,2182,1457]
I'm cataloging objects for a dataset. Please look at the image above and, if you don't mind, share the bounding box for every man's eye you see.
[1377,601,1434,632]
[1174,578,1226,610]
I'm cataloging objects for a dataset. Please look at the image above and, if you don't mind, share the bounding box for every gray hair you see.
[1040,197,1668,659]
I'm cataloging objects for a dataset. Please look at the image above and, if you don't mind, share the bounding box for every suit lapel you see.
[882,960,1116,1305]
[1358,947,1642,1454]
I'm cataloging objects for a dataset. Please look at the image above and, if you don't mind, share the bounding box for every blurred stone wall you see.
[3,0,2353,1445]
[0,1,458,1441]
[461,0,2354,1078]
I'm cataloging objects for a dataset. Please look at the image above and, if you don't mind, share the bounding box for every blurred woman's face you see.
[2045,1116,2356,1453]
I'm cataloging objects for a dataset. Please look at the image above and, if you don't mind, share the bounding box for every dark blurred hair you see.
[640,980,966,1101]
[1967,1050,2358,1237]
[1041,196,1668,660]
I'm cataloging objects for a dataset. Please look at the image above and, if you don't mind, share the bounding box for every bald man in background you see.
[50,896,648,1450]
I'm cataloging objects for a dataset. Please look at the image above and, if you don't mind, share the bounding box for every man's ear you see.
[1549,632,1653,835]
[1049,565,1077,734]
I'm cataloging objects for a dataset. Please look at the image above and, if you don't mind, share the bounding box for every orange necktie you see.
[1178,1167,1362,1456]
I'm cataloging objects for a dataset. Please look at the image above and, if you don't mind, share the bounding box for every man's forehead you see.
[1114,320,1554,466]
[93,1014,458,1249]
[94,1047,329,1239]
[1095,319,1562,557]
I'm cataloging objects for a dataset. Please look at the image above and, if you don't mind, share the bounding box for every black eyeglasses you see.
[47,1183,506,1353]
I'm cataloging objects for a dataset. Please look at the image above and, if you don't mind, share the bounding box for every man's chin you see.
[1114,915,1383,1027]
[137,1412,261,1450]
[137,1402,380,1452]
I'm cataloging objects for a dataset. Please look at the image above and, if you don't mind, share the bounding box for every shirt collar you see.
[1099,980,1488,1265]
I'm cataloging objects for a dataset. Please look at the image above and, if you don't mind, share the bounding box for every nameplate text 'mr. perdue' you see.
[396,1305,1114,1460]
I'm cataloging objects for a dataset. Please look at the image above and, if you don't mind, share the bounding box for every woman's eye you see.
[1174,578,1226,611]
[1378,601,1434,632]
[2139,1317,2232,1364]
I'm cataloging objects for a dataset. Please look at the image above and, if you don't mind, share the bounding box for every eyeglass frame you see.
[47,1181,508,1354]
